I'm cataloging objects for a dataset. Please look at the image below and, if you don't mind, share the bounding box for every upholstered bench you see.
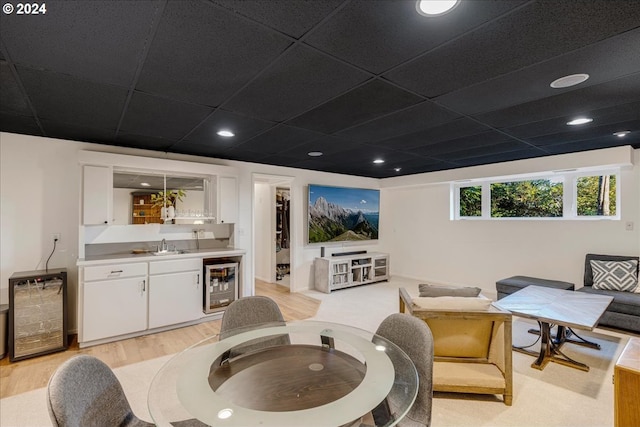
[496,275,575,300]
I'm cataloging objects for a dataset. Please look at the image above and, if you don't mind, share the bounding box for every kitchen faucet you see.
[160,238,167,252]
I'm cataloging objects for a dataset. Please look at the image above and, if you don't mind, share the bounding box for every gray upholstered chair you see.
[375,313,434,427]
[219,295,290,358]
[46,354,154,427]
[47,355,205,427]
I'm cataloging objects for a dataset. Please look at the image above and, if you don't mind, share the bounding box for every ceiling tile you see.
[41,120,116,144]
[287,79,423,133]
[278,135,354,158]
[373,118,491,150]
[0,112,42,136]
[336,100,460,143]
[410,131,523,158]
[385,0,640,98]
[0,0,159,87]
[17,66,128,129]
[136,0,291,107]
[211,0,343,38]
[305,0,525,74]
[115,133,177,151]
[119,92,212,140]
[237,124,325,154]
[0,61,31,115]
[224,44,370,122]
[452,147,546,167]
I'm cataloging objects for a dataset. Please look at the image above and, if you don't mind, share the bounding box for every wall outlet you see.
[198,229,205,238]
[625,221,634,231]
[52,233,61,242]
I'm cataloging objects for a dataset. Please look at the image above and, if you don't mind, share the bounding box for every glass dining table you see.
[148,320,419,427]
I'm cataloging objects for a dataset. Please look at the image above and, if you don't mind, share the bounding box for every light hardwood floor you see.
[0,280,319,398]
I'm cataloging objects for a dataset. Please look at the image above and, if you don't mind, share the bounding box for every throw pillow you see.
[412,295,491,311]
[591,260,639,292]
[418,283,482,298]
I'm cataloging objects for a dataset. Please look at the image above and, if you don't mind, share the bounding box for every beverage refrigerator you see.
[203,260,239,314]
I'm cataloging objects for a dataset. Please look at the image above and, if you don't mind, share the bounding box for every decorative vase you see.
[167,206,175,219]
[161,207,167,220]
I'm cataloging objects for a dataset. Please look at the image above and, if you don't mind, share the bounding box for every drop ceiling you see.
[1,0,639,178]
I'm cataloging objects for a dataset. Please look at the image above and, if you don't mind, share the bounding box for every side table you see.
[614,337,640,427]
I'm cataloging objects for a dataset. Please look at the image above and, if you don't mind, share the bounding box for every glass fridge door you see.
[204,262,238,313]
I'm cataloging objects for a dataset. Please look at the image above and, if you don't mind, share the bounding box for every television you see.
[308,184,380,244]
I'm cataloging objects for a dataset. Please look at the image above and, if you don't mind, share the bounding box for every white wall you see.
[380,148,640,298]
[3,131,637,331]
[254,182,272,282]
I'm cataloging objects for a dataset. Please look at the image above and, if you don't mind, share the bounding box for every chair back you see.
[376,313,434,427]
[220,296,290,357]
[46,355,149,427]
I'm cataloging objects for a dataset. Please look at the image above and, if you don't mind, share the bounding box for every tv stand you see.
[314,252,389,293]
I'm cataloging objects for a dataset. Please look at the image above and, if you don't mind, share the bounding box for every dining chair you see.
[47,354,206,427]
[375,313,434,427]
[219,295,290,359]
[46,354,154,427]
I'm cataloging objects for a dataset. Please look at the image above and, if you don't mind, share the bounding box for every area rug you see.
[1,277,631,427]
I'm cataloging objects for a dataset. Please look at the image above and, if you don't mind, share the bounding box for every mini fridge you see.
[203,261,239,314]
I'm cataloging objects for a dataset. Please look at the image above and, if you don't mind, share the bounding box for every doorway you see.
[253,174,294,290]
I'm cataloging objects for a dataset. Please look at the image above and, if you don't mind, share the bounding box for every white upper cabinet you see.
[217,176,238,224]
[83,165,112,225]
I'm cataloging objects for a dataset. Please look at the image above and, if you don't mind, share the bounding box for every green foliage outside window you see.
[490,179,563,217]
[577,175,616,216]
[459,186,482,216]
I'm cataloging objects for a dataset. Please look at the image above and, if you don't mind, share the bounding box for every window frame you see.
[452,168,620,221]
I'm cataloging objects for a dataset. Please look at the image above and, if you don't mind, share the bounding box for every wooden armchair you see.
[399,288,513,406]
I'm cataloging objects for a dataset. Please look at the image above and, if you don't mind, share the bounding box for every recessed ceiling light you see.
[550,74,590,89]
[613,130,631,137]
[566,117,593,126]
[307,151,323,157]
[416,0,460,16]
[217,130,235,137]
[140,182,150,187]
[373,159,385,164]
[394,167,402,172]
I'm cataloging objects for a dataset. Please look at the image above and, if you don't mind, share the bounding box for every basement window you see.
[453,169,619,220]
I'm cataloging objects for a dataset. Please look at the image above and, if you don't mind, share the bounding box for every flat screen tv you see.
[308,184,379,244]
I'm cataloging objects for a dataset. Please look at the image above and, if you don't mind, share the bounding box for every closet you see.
[275,188,290,281]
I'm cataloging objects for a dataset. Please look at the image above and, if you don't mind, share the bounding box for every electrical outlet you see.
[625,221,634,231]
[198,229,205,238]
[52,233,61,242]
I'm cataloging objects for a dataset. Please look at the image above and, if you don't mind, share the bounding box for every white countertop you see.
[77,247,246,266]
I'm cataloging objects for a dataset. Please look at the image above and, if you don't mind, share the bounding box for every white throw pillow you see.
[591,259,639,292]
[412,295,492,311]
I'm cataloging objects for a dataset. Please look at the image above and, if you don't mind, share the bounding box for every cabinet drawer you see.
[84,263,147,281]
[149,258,202,275]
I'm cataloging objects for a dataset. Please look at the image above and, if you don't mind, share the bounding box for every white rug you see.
[1,277,631,427]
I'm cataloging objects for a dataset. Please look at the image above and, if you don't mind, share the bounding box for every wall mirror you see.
[113,170,211,225]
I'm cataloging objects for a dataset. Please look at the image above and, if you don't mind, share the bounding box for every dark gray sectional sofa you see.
[576,253,640,333]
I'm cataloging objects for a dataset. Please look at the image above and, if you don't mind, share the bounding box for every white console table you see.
[314,252,389,293]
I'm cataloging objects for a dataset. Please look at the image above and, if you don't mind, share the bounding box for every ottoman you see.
[496,275,575,300]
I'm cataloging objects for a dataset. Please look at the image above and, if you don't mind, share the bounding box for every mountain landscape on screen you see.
[308,185,380,243]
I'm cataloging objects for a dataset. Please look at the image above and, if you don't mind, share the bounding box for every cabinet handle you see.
[196,274,200,287]
[110,270,123,274]
[142,279,146,292]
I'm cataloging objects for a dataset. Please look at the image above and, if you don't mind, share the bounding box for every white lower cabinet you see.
[82,276,148,342]
[149,270,202,329]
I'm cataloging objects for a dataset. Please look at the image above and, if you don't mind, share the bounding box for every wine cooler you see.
[203,261,239,314]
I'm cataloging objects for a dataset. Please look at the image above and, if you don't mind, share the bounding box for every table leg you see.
[528,325,601,349]
[514,321,591,372]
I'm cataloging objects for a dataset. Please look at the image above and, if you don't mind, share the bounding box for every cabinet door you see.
[83,165,112,225]
[218,176,238,224]
[149,271,201,329]
[82,277,147,342]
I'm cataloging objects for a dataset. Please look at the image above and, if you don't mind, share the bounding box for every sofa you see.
[576,253,640,333]
[399,288,513,406]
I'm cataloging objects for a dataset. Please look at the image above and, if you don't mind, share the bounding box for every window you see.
[453,169,619,220]
[491,179,563,218]
[576,174,616,217]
